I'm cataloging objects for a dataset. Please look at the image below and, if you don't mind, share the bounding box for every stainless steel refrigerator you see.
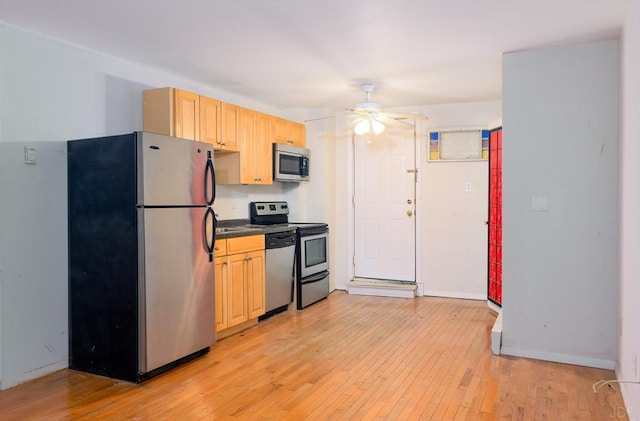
[68,132,217,382]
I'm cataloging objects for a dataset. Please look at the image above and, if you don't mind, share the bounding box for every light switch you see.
[530,195,549,211]
[24,147,37,165]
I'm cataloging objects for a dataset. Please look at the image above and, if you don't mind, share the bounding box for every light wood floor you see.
[0,291,627,420]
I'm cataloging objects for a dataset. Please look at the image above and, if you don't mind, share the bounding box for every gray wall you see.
[501,40,619,368]
[0,23,289,389]
[617,0,640,417]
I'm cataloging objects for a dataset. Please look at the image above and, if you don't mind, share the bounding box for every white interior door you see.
[354,133,416,281]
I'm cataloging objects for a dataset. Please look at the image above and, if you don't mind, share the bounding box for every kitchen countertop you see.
[215,218,298,238]
[215,219,263,239]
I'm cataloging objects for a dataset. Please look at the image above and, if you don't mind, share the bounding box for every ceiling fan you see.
[306,83,427,135]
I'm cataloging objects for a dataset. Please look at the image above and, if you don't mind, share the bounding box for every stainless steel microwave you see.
[273,143,310,182]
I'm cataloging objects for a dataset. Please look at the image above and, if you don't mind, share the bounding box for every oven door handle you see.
[301,271,329,284]
[299,232,328,241]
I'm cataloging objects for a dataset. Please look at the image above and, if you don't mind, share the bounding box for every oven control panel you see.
[250,201,289,216]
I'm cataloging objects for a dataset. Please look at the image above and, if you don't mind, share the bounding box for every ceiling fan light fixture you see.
[354,118,385,135]
[371,119,385,135]
[354,119,371,135]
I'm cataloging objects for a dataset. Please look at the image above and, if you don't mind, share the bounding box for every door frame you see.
[487,126,503,308]
[346,124,424,295]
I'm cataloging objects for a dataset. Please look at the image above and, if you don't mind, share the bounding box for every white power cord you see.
[592,379,640,392]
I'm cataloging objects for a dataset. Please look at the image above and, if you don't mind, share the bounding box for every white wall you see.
[418,103,502,299]
[303,115,348,291]
[323,101,501,294]
[0,23,300,389]
[501,40,619,369]
[618,1,640,419]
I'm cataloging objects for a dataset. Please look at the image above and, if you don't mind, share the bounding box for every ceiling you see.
[0,0,631,112]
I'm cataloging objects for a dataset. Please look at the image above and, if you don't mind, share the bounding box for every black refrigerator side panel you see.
[68,134,139,382]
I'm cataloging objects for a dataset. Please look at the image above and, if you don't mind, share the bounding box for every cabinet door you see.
[174,89,199,140]
[272,117,306,147]
[227,253,248,328]
[272,116,289,145]
[254,112,273,184]
[214,256,228,333]
[288,122,306,147]
[200,96,221,147]
[246,250,266,319]
[239,108,257,184]
[220,102,240,151]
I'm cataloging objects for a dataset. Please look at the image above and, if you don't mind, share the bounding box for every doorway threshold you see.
[347,278,417,299]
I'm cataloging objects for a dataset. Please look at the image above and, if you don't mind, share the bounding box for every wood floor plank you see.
[0,291,627,420]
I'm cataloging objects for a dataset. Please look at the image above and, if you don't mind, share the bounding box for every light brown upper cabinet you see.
[199,95,221,146]
[143,87,200,141]
[200,96,240,151]
[218,101,240,152]
[216,109,272,185]
[253,112,273,184]
[144,87,304,186]
[272,116,306,147]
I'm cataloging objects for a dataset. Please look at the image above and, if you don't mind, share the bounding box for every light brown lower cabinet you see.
[214,235,266,335]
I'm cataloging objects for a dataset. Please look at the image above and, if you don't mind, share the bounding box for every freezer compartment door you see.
[137,132,215,206]
[138,207,215,373]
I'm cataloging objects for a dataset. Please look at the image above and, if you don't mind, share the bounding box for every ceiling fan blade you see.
[304,113,357,123]
[376,115,414,129]
[383,112,428,121]
[347,108,374,118]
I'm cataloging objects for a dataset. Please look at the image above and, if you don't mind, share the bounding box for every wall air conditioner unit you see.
[428,127,489,162]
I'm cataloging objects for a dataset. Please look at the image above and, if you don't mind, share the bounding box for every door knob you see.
[407,210,413,217]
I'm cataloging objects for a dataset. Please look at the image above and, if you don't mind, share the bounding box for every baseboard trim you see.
[1,360,67,391]
[491,311,502,355]
[500,346,616,370]
[422,290,486,301]
[347,279,417,299]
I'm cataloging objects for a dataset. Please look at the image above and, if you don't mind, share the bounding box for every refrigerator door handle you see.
[205,151,215,205]
[204,207,216,262]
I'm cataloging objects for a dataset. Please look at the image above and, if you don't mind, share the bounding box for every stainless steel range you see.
[249,201,330,309]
